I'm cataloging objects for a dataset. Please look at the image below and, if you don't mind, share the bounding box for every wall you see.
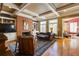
[4,32,16,41]
[16,16,33,36]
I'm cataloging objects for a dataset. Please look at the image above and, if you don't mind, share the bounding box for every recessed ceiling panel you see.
[25,3,50,15]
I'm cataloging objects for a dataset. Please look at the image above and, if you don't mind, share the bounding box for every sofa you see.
[63,32,71,38]
[36,32,55,40]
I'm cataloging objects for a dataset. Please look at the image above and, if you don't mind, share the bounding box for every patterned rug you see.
[9,39,56,56]
[35,39,56,56]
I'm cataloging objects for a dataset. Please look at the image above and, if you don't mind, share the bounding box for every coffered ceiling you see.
[0,3,79,21]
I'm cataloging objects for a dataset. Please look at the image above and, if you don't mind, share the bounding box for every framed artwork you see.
[24,22,28,30]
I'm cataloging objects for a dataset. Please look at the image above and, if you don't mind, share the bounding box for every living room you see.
[0,3,79,56]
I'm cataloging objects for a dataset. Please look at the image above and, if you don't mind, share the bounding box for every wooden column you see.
[57,17,63,38]
[46,20,49,32]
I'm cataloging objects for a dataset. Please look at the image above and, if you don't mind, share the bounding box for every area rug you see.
[9,39,56,56]
[35,39,56,56]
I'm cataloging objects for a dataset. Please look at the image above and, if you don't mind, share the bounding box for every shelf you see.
[0,18,15,24]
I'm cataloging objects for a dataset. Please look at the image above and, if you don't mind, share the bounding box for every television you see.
[0,24,16,33]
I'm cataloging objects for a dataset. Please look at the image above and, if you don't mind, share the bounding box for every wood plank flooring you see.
[42,36,79,56]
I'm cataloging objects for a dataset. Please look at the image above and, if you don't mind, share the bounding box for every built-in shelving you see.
[0,18,15,24]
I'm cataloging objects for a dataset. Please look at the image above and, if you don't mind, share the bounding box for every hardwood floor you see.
[5,35,79,56]
[42,36,79,56]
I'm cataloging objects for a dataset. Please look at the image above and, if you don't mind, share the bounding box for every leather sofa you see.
[36,32,52,40]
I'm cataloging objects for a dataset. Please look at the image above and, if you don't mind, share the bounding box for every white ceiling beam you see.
[46,3,60,17]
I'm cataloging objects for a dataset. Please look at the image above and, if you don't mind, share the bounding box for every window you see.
[49,19,57,34]
[70,22,77,32]
[40,21,46,32]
